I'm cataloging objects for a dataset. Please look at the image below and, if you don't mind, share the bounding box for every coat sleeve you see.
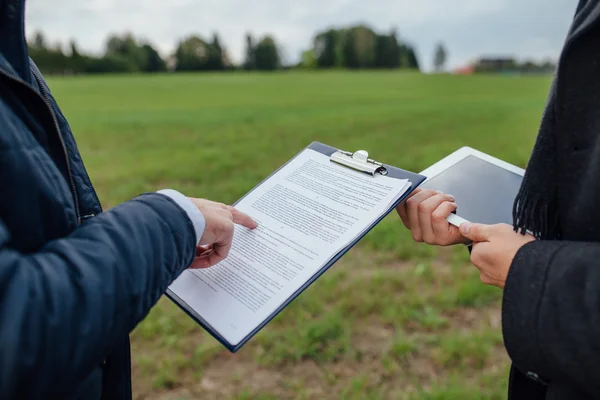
[502,240,600,394]
[0,193,197,398]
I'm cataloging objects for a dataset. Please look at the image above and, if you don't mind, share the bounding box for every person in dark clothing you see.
[397,1,600,399]
[0,0,257,399]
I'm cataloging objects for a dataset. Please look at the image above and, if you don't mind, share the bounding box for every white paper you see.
[169,149,410,346]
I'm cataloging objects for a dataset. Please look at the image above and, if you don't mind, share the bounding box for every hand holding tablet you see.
[446,213,471,228]
[419,147,524,227]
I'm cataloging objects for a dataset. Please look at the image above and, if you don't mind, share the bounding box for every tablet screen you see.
[421,155,523,225]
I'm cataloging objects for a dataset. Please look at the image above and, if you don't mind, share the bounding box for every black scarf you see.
[512,81,561,240]
[513,0,600,240]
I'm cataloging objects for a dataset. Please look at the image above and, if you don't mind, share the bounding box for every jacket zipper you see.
[76,153,102,214]
[31,67,102,215]
[0,67,82,224]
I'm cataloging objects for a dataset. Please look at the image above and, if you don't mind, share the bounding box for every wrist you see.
[157,189,206,245]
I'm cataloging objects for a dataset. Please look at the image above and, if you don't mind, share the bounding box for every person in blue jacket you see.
[0,0,257,398]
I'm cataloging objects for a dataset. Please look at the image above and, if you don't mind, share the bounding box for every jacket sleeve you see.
[0,193,197,398]
[502,240,600,394]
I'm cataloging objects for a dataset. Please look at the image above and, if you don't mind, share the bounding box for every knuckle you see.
[431,209,446,222]
[417,202,430,214]
[406,198,418,209]
[423,235,435,245]
[411,232,423,242]
[219,209,233,219]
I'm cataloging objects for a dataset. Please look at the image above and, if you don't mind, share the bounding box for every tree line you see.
[303,26,419,70]
[28,25,421,75]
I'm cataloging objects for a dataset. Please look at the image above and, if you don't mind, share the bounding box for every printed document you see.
[169,149,411,346]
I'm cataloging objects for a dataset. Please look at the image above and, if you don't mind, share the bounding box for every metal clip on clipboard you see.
[330,149,388,176]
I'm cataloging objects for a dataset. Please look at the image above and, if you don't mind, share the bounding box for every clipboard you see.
[166,141,426,352]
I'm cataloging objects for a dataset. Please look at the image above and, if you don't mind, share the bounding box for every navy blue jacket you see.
[0,1,197,398]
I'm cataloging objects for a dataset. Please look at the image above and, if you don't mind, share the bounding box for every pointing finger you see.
[227,206,258,229]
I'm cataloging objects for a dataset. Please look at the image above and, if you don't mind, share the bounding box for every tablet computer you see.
[419,147,525,227]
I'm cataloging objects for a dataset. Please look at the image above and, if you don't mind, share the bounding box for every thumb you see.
[459,222,491,243]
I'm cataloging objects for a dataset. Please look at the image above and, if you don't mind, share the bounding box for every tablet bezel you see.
[419,146,525,227]
[420,146,525,180]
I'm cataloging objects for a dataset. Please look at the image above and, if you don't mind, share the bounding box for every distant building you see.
[454,65,475,75]
[453,57,557,75]
[473,57,517,73]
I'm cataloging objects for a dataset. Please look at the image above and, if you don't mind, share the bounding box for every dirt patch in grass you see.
[131,251,510,399]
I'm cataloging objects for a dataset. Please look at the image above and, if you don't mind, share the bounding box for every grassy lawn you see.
[47,71,552,399]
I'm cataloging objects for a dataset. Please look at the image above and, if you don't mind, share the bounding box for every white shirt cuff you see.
[157,189,205,245]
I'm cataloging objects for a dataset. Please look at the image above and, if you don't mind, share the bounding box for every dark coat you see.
[0,1,197,398]
[504,1,600,399]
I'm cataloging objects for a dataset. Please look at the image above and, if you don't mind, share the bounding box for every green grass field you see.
[47,71,552,399]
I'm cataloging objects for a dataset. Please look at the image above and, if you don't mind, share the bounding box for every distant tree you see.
[32,31,47,49]
[343,29,357,68]
[51,42,69,74]
[68,40,84,74]
[254,36,279,70]
[433,42,448,72]
[174,35,209,71]
[299,49,317,69]
[29,30,165,75]
[405,45,420,70]
[540,59,556,73]
[84,55,138,74]
[335,29,351,67]
[310,26,423,71]
[375,30,400,68]
[70,40,81,59]
[106,34,139,58]
[105,33,147,71]
[343,26,377,69]
[243,33,256,70]
[315,29,337,68]
[207,33,225,70]
[140,43,167,72]
[29,39,72,75]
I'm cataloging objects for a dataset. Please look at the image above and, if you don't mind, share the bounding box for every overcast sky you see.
[25,0,576,71]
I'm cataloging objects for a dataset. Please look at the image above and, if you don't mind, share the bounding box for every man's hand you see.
[459,223,535,288]
[396,188,468,246]
[188,199,257,269]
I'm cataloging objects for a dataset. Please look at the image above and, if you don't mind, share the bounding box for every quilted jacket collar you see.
[0,0,30,83]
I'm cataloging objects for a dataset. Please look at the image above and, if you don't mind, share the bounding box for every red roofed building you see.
[454,65,475,75]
